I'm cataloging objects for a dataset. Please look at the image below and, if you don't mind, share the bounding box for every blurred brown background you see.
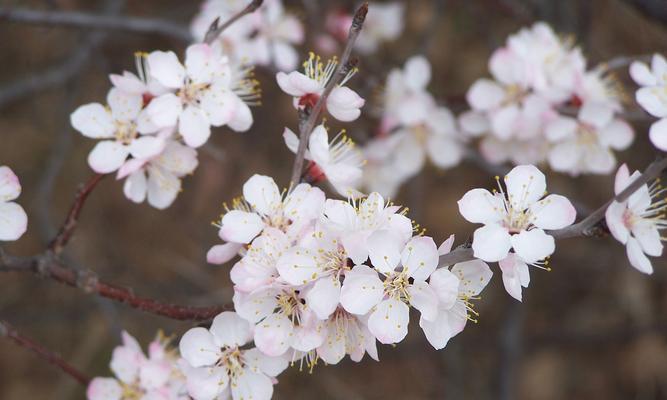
[1,0,667,399]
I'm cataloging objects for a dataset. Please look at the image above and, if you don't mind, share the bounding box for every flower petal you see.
[504,164,547,210]
[147,50,185,89]
[529,194,577,230]
[366,229,403,274]
[340,265,384,315]
[626,236,653,274]
[450,259,493,297]
[457,188,505,224]
[471,224,512,262]
[401,235,439,281]
[368,298,410,344]
[510,229,555,264]
[219,210,264,244]
[179,105,211,148]
[70,103,115,138]
[243,174,281,216]
[407,280,439,321]
[179,327,220,368]
[254,313,293,357]
[87,141,129,173]
[210,311,252,348]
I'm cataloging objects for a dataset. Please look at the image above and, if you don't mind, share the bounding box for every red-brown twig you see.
[0,253,230,321]
[438,156,667,267]
[289,3,368,186]
[0,320,90,386]
[49,173,105,255]
[204,0,264,45]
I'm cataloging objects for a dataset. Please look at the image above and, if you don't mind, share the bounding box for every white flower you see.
[208,174,325,265]
[229,227,289,292]
[354,2,404,54]
[382,55,434,128]
[117,139,198,210]
[276,52,365,122]
[70,88,165,173]
[144,43,256,148]
[630,53,667,151]
[317,308,379,365]
[179,312,288,400]
[457,165,576,300]
[545,101,634,176]
[605,164,666,274]
[0,166,27,241]
[284,125,365,198]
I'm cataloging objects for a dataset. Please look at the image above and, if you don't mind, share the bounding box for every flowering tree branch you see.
[438,156,667,267]
[203,0,264,45]
[289,2,368,186]
[0,320,90,386]
[0,7,192,41]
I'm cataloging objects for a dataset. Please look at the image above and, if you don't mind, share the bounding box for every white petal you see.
[275,246,321,285]
[459,110,489,136]
[450,259,493,297]
[107,88,142,122]
[227,99,253,132]
[438,234,456,256]
[340,265,384,315]
[401,235,439,281]
[128,136,165,160]
[87,141,129,173]
[600,119,634,150]
[629,61,656,86]
[606,200,630,244]
[0,202,27,241]
[626,237,653,274]
[70,103,114,138]
[499,254,529,301]
[457,188,505,224]
[233,288,279,324]
[366,230,403,274]
[305,278,341,320]
[428,269,459,308]
[86,378,122,400]
[0,166,21,202]
[122,170,147,204]
[649,118,667,151]
[490,104,520,139]
[327,86,365,122]
[243,175,281,216]
[632,222,663,257]
[510,229,555,264]
[254,313,293,356]
[368,298,410,344]
[185,43,217,84]
[179,327,220,368]
[636,87,667,118]
[206,242,242,265]
[185,366,228,400]
[146,169,180,209]
[529,194,577,230]
[544,116,578,142]
[219,210,264,244]
[243,347,288,377]
[419,306,466,350]
[179,105,211,148]
[504,164,547,210]
[426,136,463,169]
[472,224,512,262]
[145,93,182,127]
[407,280,439,321]
[231,368,274,400]
[276,71,320,96]
[404,55,431,90]
[466,79,505,111]
[579,101,614,128]
[210,311,252,348]
[147,50,185,89]
[308,125,331,165]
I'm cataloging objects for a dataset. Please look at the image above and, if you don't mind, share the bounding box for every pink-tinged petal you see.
[0,166,21,202]
[544,116,578,142]
[408,280,439,321]
[243,174,281,216]
[323,199,358,230]
[184,366,228,400]
[450,259,493,297]
[600,119,634,150]
[367,229,403,274]
[636,87,667,118]
[459,110,490,137]
[472,224,512,262]
[419,309,457,350]
[529,194,577,230]
[233,288,280,324]
[199,88,235,127]
[71,103,115,139]
[254,313,292,356]
[231,368,273,400]
[283,183,325,223]
[308,125,331,165]
[404,55,431,91]
[88,141,129,173]
[206,242,242,265]
[490,104,520,140]
[275,246,320,285]
[385,213,413,244]
[179,105,211,148]
[179,327,220,368]
[139,360,170,389]
[128,136,165,160]
[632,222,663,257]
[87,377,122,400]
[626,237,653,275]
[651,54,667,77]
[282,127,300,155]
[276,71,320,97]
[466,79,504,111]
[457,188,505,224]
[147,50,185,89]
[426,136,463,169]
[629,61,657,86]
[210,311,252,348]
[109,346,140,384]
[155,140,198,176]
[227,99,253,132]
[185,43,217,84]
[122,171,147,204]
[109,71,145,94]
[305,277,341,319]
[243,348,288,377]
[146,169,180,209]
[505,164,546,210]
[649,118,667,151]
[291,312,325,352]
[606,200,630,244]
[145,93,182,127]
[401,236,439,281]
[428,269,459,309]
[340,264,384,315]
[499,254,529,301]
[107,87,142,122]
[579,101,614,128]
[219,210,264,244]
[368,298,410,344]
[327,86,365,122]
[548,140,582,174]
[438,234,456,256]
[510,229,554,264]
[318,322,346,365]
[272,41,299,71]
[489,48,524,85]
[614,164,631,195]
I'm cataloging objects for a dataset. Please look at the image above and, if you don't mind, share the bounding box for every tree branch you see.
[203,0,264,45]
[289,3,368,186]
[0,320,90,386]
[0,7,191,41]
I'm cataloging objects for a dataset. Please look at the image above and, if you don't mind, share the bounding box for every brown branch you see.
[289,3,368,186]
[0,7,192,41]
[49,174,105,255]
[438,156,667,267]
[0,320,90,386]
[0,253,230,321]
[203,0,264,45]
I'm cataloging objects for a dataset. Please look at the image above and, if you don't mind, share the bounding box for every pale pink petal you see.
[510,229,555,264]
[450,259,493,297]
[122,170,147,204]
[308,125,331,165]
[87,378,122,400]
[243,348,289,377]
[243,174,281,216]
[185,366,227,400]
[605,200,630,244]
[254,313,292,356]
[272,41,299,71]
[0,166,21,202]
[407,280,439,321]
[70,103,115,139]
[276,71,320,97]
[107,87,142,122]
[580,101,614,130]
[185,43,217,84]
[275,246,321,285]
[305,277,341,320]
[466,79,505,111]
[629,61,656,86]
[626,237,653,274]
[87,141,129,173]
[145,93,182,127]
[419,309,456,350]
[438,234,456,256]
[457,188,505,224]
[472,224,512,262]
[179,105,211,148]
[210,311,252,348]
[490,104,520,140]
[529,194,577,230]
[227,99,253,132]
[649,118,667,151]
[327,86,365,122]
[366,229,403,274]
[231,368,273,400]
[544,116,578,142]
[459,110,490,137]
[340,265,384,315]
[146,169,180,209]
[505,164,547,210]
[147,50,185,89]
[207,242,242,265]
[499,254,528,301]
[368,298,410,344]
[636,87,667,118]
[600,119,634,150]
[426,136,463,169]
[632,222,663,257]
[404,55,431,91]
[179,327,220,368]
[428,269,459,309]
[401,236,439,281]
[128,136,165,160]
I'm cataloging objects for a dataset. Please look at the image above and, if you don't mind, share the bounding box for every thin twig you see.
[290,3,368,186]
[203,0,264,45]
[49,174,105,254]
[0,254,230,321]
[0,7,191,41]
[0,320,90,386]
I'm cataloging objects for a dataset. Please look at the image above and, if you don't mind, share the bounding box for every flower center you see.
[114,120,138,145]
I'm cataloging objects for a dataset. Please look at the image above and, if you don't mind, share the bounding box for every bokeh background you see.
[1,0,667,398]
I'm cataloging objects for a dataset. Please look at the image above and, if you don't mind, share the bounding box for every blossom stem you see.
[289,3,368,186]
[0,320,91,386]
[203,0,264,45]
[49,173,106,255]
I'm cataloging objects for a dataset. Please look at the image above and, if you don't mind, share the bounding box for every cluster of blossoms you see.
[630,54,667,151]
[71,42,258,209]
[461,22,634,176]
[361,56,465,197]
[191,0,304,71]
[87,331,188,400]
[0,166,27,241]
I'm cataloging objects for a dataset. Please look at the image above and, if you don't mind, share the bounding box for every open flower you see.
[284,125,365,198]
[630,53,667,151]
[179,312,288,400]
[0,166,27,241]
[605,164,666,274]
[276,52,365,122]
[317,307,379,365]
[457,165,576,283]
